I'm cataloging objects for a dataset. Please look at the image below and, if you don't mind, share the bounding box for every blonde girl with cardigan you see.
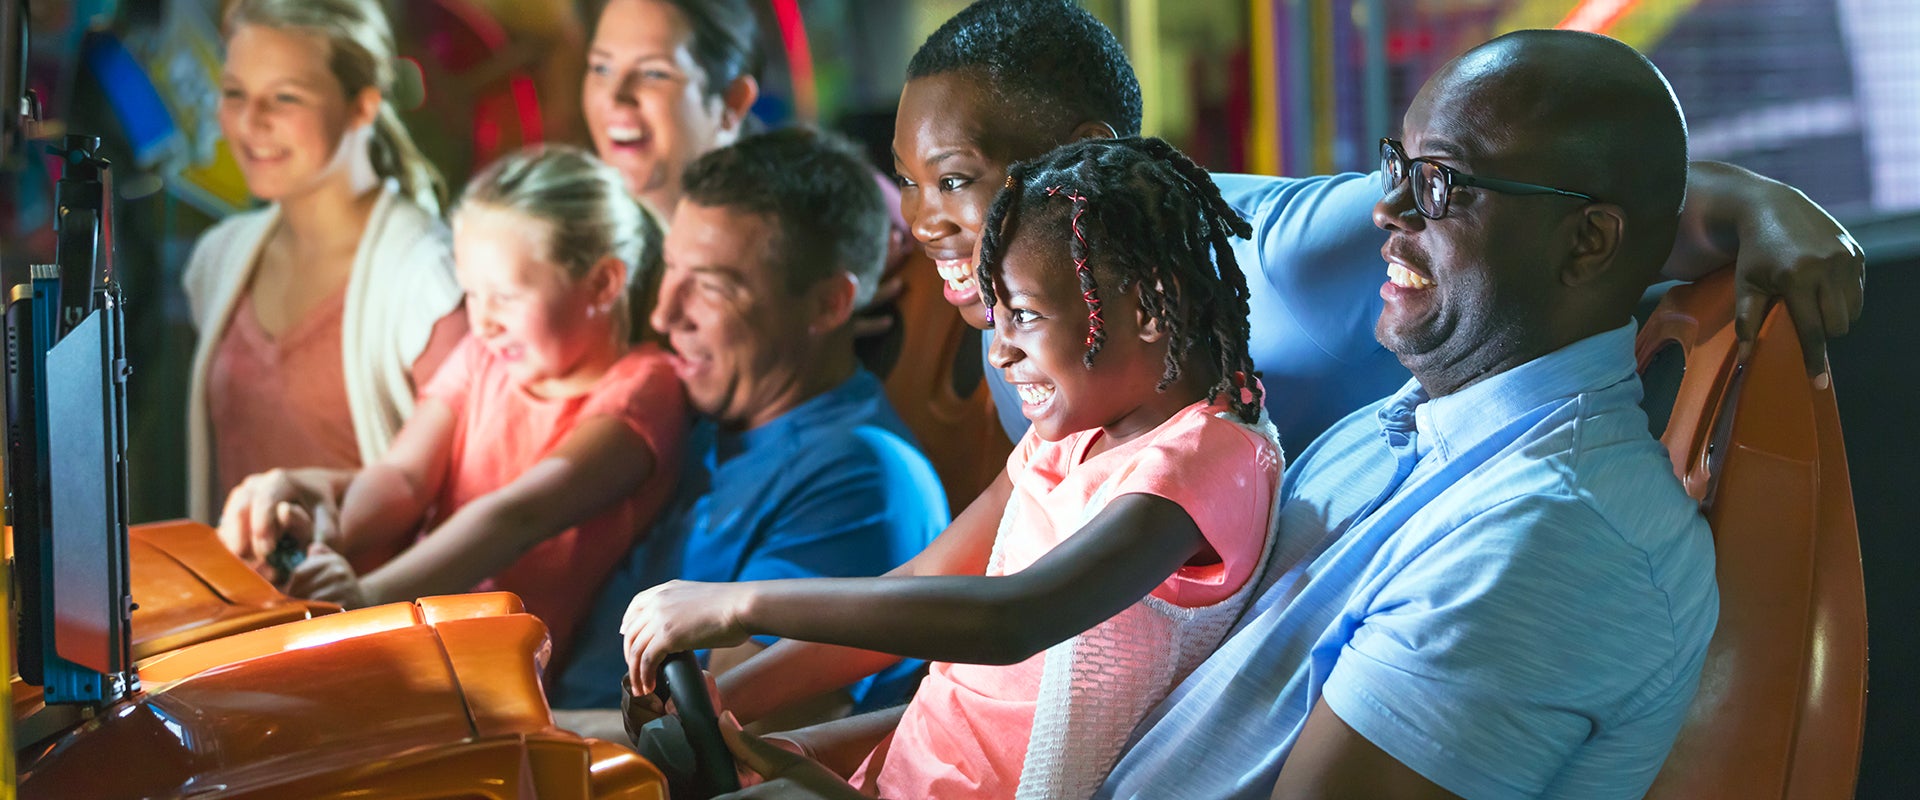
[184,0,464,523]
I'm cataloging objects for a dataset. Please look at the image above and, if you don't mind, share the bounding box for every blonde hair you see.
[226,0,448,216]
[458,145,662,342]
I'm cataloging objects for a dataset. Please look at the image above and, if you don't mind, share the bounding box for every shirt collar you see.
[1378,322,1639,460]
[719,369,881,455]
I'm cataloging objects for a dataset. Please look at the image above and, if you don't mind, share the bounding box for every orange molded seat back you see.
[1637,269,1868,799]
[418,590,528,623]
[210,734,666,800]
[879,250,1012,511]
[436,614,555,736]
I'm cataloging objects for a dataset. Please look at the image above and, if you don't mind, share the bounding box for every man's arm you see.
[1216,172,1386,298]
[1271,699,1463,800]
[772,705,909,779]
[1280,497,1711,800]
[601,472,1007,743]
[1665,160,1865,381]
[1222,166,1865,384]
[714,712,874,800]
[707,640,854,734]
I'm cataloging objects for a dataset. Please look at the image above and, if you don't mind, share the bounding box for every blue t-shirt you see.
[984,172,1408,457]
[552,370,949,710]
[1097,324,1718,799]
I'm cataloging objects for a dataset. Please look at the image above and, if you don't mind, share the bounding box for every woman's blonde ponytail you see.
[370,104,447,216]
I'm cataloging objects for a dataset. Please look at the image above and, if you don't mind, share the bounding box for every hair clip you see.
[1044,187,1104,350]
[1005,175,1018,189]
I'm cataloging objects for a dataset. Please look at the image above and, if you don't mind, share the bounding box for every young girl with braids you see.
[220,146,686,668]
[619,137,1283,799]
[188,0,466,522]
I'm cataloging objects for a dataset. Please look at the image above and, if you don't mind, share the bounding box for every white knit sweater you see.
[180,181,463,521]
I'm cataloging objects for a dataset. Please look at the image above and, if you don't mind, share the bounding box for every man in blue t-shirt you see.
[550,130,948,733]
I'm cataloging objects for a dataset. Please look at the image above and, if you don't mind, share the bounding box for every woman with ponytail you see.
[182,0,466,522]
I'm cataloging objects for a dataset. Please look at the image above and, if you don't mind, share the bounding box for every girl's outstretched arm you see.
[626,491,1204,695]
[221,399,460,570]
[354,414,656,604]
[714,471,1014,725]
[332,398,459,565]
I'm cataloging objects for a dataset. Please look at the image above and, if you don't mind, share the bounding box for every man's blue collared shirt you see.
[552,370,948,710]
[1097,324,1718,800]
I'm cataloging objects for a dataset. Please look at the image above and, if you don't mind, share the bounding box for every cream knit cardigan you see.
[181,182,463,521]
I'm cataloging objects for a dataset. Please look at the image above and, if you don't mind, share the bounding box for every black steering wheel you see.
[660,651,740,797]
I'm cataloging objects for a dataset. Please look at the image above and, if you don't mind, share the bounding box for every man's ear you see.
[1562,203,1625,287]
[716,74,761,143]
[1069,120,1119,142]
[808,271,860,336]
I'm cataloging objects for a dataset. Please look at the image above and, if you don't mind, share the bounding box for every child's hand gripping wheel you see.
[647,651,739,798]
[265,532,306,586]
[668,652,741,794]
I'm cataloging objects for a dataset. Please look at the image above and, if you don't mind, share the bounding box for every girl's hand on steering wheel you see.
[620,669,726,745]
[283,542,367,607]
[620,580,753,695]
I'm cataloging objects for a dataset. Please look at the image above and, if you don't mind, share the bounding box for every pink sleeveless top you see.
[207,290,466,504]
[207,290,359,501]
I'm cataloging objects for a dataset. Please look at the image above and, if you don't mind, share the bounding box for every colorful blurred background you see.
[2,0,1915,794]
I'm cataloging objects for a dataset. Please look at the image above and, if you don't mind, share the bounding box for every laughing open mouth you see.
[1015,383,1055,405]
[1387,262,1435,289]
[936,258,976,295]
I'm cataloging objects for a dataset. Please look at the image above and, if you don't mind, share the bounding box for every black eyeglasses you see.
[1379,138,1594,220]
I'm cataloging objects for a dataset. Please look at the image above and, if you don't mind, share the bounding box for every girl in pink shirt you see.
[621,137,1283,798]
[219,146,686,665]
